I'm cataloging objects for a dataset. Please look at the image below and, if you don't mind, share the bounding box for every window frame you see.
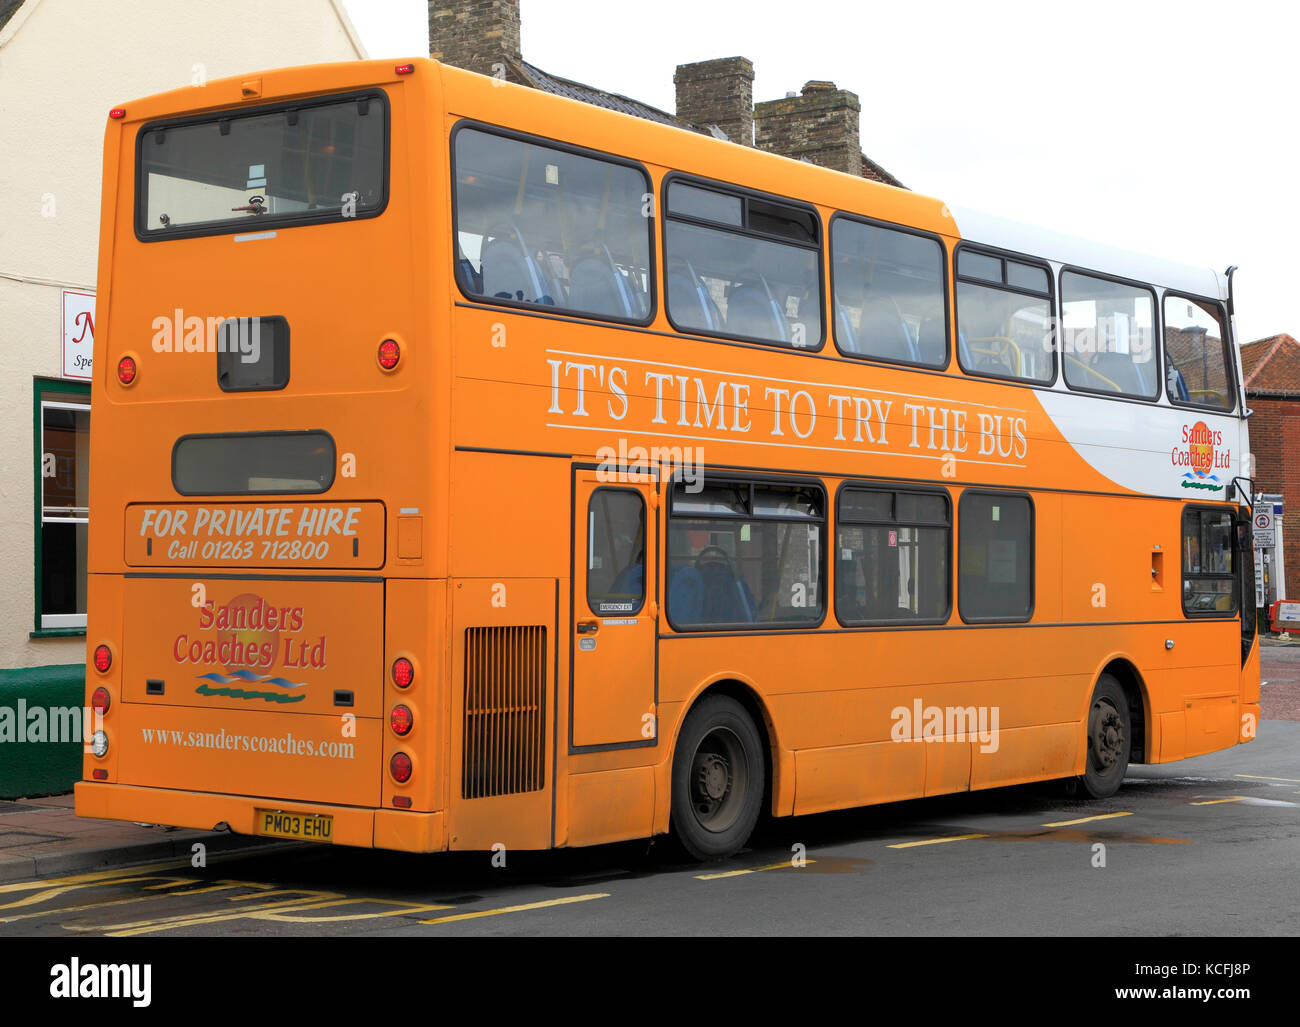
[33,377,90,636]
[1058,264,1162,403]
[660,170,826,352]
[954,242,1058,387]
[957,488,1036,625]
[585,486,648,617]
[833,480,953,627]
[170,429,337,497]
[1181,504,1239,619]
[134,89,391,243]
[828,212,951,371]
[1162,291,1236,414]
[449,119,658,328]
[665,471,828,633]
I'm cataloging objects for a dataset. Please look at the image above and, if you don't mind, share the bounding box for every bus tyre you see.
[671,695,764,861]
[1077,674,1130,799]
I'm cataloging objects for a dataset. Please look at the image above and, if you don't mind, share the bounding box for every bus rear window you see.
[138,92,387,239]
[172,431,336,495]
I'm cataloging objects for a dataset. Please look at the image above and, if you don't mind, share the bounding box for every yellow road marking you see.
[887,833,988,849]
[418,892,608,925]
[1190,796,1246,806]
[696,860,815,880]
[0,859,192,895]
[251,898,453,923]
[1235,773,1300,783]
[1042,812,1133,827]
[65,889,343,937]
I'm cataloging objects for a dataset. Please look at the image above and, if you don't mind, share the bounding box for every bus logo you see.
[1173,421,1227,492]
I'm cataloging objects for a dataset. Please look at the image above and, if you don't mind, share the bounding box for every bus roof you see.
[947,204,1227,303]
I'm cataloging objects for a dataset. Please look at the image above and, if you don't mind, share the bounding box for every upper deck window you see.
[664,179,823,349]
[137,92,387,240]
[1061,271,1159,399]
[1164,295,1234,411]
[453,126,654,323]
[831,218,947,367]
[955,247,1055,384]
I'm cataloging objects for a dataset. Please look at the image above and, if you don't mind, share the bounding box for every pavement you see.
[0,793,276,883]
[3,643,1296,886]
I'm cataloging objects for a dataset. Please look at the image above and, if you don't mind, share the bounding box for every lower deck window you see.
[958,492,1033,622]
[172,431,335,495]
[837,487,950,624]
[667,481,824,629]
[38,391,90,630]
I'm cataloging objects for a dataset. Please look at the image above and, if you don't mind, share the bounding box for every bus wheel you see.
[671,695,764,860]
[1077,674,1130,799]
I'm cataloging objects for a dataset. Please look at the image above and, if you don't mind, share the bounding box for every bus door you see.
[571,470,658,750]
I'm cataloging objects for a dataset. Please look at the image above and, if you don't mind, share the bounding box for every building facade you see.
[1242,334,1300,610]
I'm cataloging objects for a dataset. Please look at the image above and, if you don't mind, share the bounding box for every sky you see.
[343,0,1299,347]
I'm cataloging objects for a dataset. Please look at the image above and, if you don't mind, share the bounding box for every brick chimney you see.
[754,81,862,175]
[429,0,522,78]
[673,57,755,146]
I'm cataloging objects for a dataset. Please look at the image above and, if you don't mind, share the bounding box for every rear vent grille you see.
[463,626,546,799]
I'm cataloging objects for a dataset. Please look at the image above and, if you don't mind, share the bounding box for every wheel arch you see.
[1093,656,1151,764]
[672,675,782,817]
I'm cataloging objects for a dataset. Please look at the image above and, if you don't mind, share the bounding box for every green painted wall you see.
[0,664,84,798]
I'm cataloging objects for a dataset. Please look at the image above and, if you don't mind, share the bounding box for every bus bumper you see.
[74,781,446,853]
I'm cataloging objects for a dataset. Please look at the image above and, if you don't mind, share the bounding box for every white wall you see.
[0,0,365,669]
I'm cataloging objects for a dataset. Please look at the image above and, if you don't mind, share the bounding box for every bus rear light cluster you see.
[390,705,413,736]
[390,752,412,783]
[392,657,414,689]
[117,356,137,385]
[91,687,111,714]
[378,339,401,370]
[93,645,113,673]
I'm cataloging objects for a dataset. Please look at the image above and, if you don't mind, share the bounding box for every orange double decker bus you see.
[77,57,1259,860]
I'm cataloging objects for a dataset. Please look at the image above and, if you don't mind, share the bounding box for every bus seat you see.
[695,559,757,623]
[568,251,638,318]
[918,317,947,365]
[1092,353,1143,395]
[457,257,483,294]
[726,281,787,342]
[668,564,704,625]
[857,290,917,363]
[481,230,554,305]
[667,264,720,332]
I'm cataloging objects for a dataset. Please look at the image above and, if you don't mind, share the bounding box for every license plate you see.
[256,810,333,842]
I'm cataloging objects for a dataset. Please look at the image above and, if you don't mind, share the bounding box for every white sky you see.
[344,0,1298,346]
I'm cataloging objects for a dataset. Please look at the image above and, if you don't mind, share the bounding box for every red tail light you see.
[91,687,111,714]
[378,339,401,370]
[93,768,109,780]
[392,795,412,808]
[93,645,112,673]
[109,107,126,119]
[117,356,137,385]
[395,63,414,75]
[390,705,413,736]
[390,752,412,783]
[392,657,414,688]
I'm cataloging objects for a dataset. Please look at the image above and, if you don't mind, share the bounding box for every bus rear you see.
[76,59,449,851]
